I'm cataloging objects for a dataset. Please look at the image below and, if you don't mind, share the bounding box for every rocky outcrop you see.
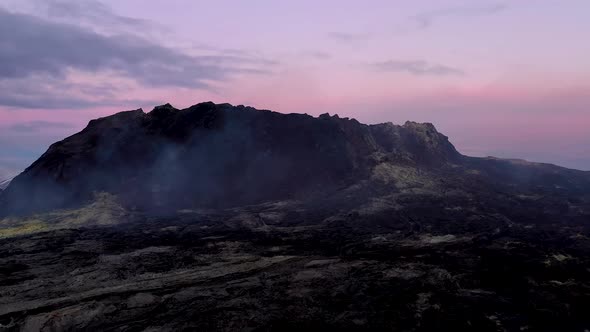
[369,121,460,165]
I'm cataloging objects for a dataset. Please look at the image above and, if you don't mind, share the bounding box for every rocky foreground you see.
[1,102,590,331]
[1,194,589,331]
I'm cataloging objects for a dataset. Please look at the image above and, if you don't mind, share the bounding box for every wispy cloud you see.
[4,121,74,133]
[306,51,332,60]
[26,0,166,37]
[412,3,508,28]
[328,32,370,43]
[44,0,150,27]
[0,75,162,109]
[369,60,464,76]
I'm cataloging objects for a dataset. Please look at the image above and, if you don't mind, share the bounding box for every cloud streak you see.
[412,3,508,28]
[4,121,74,133]
[39,0,156,34]
[0,75,161,109]
[328,32,370,43]
[370,60,464,76]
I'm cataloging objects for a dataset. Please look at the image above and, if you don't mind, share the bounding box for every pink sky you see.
[0,0,589,178]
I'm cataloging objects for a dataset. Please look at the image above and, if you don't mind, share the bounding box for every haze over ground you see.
[0,0,589,178]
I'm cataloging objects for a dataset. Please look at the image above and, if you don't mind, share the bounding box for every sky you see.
[0,0,589,179]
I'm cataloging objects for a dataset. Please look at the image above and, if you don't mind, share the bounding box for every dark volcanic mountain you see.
[1,102,590,331]
[1,102,464,215]
[2,101,588,217]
